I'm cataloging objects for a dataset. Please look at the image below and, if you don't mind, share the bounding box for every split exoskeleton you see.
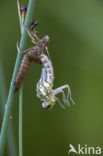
[14,34,49,92]
[15,1,74,109]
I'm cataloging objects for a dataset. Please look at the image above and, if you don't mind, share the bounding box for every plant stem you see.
[17,1,24,155]
[0,51,17,156]
[0,0,36,155]
[19,85,23,156]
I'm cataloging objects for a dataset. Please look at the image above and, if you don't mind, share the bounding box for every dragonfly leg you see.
[26,28,37,44]
[53,84,74,107]
[16,42,32,54]
[55,97,65,109]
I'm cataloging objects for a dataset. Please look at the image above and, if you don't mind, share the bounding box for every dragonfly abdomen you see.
[36,54,54,99]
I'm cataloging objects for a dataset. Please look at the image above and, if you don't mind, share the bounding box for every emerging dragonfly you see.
[15,27,74,109]
[15,1,74,109]
[36,53,74,110]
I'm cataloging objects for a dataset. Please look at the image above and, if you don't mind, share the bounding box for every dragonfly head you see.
[42,98,56,110]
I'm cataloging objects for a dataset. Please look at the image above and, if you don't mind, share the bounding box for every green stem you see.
[0,51,17,156]
[18,1,24,155]
[17,0,23,31]
[19,85,23,156]
[0,0,36,155]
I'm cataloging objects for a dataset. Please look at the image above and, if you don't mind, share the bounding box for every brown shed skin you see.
[14,35,49,92]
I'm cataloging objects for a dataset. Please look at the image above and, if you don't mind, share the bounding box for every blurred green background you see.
[0,0,103,155]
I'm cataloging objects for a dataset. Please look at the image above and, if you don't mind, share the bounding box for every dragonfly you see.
[15,0,74,109]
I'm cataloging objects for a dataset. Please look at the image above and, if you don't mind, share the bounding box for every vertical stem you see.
[17,1,24,155]
[19,85,23,156]
[0,52,17,156]
[0,0,36,155]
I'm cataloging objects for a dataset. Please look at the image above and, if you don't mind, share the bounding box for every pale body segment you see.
[36,54,55,109]
[36,54,74,109]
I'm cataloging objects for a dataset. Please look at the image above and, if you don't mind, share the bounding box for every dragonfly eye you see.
[42,100,55,110]
[42,102,50,109]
